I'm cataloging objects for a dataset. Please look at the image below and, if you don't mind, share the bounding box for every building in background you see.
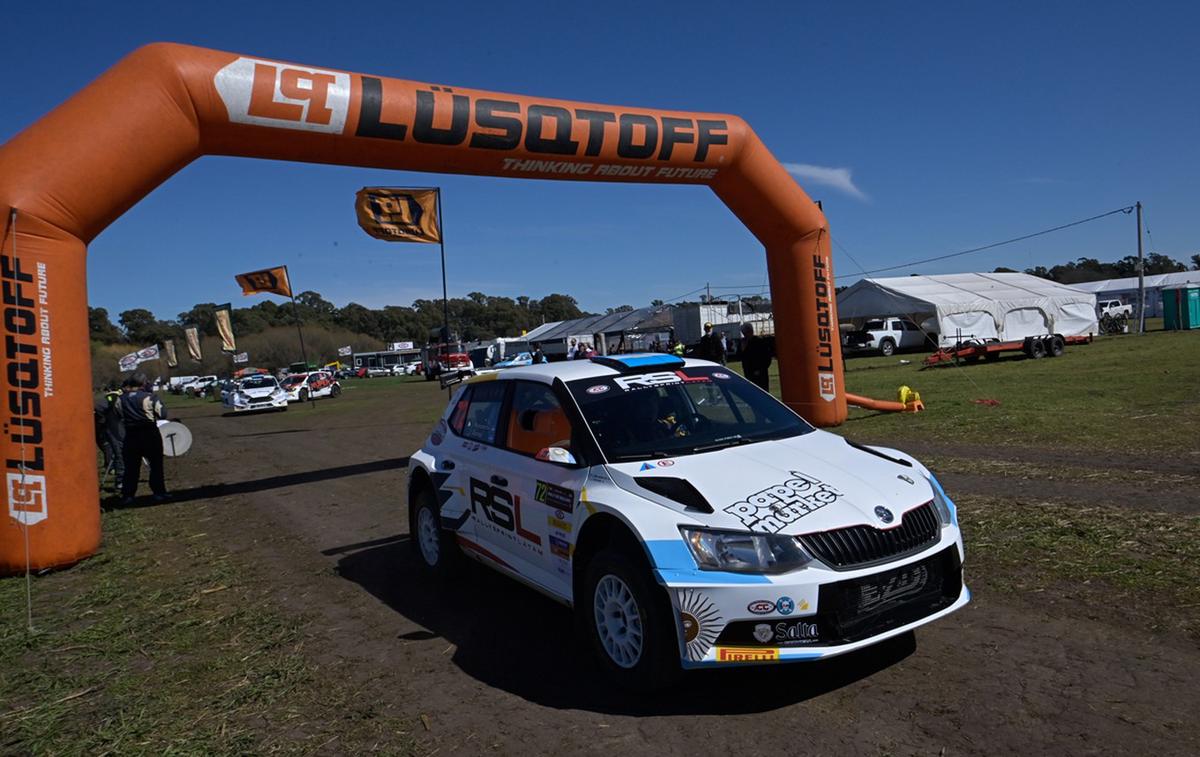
[1071,271,1200,318]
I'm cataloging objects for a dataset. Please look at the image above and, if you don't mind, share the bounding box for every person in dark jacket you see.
[740,323,773,392]
[697,322,726,364]
[94,388,124,486]
[119,373,169,504]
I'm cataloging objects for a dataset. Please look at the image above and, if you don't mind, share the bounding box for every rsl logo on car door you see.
[469,477,543,555]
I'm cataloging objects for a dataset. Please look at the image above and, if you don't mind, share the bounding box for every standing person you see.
[531,345,547,364]
[119,373,169,504]
[94,387,124,488]
[740,323,773,392]
[698,322,724,363]
[566,338,578,360]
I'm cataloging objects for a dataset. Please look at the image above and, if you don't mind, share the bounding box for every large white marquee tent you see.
[836,272,1098,347]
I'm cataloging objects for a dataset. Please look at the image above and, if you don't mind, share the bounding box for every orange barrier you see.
[0,43,847,572]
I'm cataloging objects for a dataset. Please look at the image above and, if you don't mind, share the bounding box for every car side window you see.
[459,381,507,445]
[891,320,904,330]
[506,381,573,457]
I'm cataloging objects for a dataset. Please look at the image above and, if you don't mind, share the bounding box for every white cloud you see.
[783,163,869,201]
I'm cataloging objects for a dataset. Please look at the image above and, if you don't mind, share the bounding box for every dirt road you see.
[146,384,1200,755]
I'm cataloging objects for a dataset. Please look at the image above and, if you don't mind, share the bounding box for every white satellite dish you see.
[156,420,192,457]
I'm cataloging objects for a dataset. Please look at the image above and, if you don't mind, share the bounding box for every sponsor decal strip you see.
[724,471,844,534]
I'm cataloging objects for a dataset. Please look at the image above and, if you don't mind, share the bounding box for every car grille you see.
[798,501,939,571]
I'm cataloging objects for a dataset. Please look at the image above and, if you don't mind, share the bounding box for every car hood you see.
[240,386,278,397]
[603,430,933,535]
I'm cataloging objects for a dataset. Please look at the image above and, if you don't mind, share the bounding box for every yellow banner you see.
[185,327,202,362]
[355,188,441,243]
[235,266,293,297]
[163,339,178,368]
[215,306,236,354]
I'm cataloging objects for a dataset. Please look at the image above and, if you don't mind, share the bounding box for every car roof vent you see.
[634,476,713,513]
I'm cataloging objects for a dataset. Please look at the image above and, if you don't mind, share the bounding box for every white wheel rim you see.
[417,507,440,567]
[593,575,644,668]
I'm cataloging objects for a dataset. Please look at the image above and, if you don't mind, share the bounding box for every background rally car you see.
[408,354,968,686]
[223,374,289,413]
[281,371,341,402]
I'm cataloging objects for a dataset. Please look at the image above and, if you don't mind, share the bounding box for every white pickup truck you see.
[1097,299,1132,334]
[842,317,930,357]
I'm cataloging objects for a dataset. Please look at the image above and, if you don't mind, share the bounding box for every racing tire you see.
[879,338,896,357]
[330,384,341,398]
[298,388,309,402]
[579,548,679,691]
[1047,336,1065,357]
[409,486,461,577]
[1028,339,1046,359]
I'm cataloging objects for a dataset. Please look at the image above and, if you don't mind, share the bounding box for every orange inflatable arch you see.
[0,43,846,572]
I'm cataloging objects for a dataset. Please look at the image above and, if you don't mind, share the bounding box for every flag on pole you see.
[118,345,160,372]
[235,266,293,297]
[215,304,236,353]
[337,345,353,356]
[185,327,202,361]
[233,352,249,364]
[355,188,441,243]
[163,339,178,368]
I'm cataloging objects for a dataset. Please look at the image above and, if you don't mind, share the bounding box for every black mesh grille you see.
[798,502,939,571]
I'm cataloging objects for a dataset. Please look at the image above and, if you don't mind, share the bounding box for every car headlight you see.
[234,393,248,404]
[928,473,956,527]
[678,526,813,574]
[271,389,285,399]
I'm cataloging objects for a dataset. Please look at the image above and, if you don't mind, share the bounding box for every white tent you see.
[836,272,1098,347]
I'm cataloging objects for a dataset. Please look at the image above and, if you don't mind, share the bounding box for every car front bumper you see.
[228,395,288,412]
[653,537,969,667]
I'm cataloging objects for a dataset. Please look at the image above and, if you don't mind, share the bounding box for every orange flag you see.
[355,188,441,243]
[235,266,292,297]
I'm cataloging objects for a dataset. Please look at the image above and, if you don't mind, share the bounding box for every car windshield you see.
[281,376,304,387]
[241,376,276,390]
[567,365,814,463]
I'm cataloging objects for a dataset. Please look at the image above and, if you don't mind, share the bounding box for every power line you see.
[841,205,1136,279]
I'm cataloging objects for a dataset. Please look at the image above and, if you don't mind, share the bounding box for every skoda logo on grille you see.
[874,506,894,524]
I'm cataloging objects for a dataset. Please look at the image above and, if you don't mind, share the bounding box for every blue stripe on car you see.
[644,539,772,585]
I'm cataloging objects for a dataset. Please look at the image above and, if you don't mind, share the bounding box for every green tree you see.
[88,307,123,343]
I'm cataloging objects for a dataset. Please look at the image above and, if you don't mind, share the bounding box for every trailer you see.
[923,334,1092,367]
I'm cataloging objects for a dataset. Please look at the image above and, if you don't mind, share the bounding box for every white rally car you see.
[280,371,342,402]
[408,354,968,687]
[224,374,289,413]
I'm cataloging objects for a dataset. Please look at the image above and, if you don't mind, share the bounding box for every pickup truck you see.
[1097,299,1132,334]
[842,317,930,356]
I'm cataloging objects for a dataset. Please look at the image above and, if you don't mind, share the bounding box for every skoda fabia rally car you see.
[224,374,289,413]
[408,354,968,687]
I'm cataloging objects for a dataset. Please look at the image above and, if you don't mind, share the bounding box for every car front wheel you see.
[580,548,678,690]
[410,486,460,576]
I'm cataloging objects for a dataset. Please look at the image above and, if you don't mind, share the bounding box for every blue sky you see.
[2,1,1196,321]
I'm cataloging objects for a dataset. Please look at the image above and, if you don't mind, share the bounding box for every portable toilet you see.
[1162,285,1200,330]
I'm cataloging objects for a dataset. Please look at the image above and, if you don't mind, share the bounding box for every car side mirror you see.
[536,446,577,466]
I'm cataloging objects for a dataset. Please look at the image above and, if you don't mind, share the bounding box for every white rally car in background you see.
[407,354,968,687]
[224,374,289,413]
[280,371,342,402]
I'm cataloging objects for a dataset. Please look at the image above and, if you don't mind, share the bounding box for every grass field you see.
[748,330,1199,454]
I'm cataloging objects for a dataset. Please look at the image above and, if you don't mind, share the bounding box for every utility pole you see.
[706,281,711,304]
[1136,201,1145,334]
